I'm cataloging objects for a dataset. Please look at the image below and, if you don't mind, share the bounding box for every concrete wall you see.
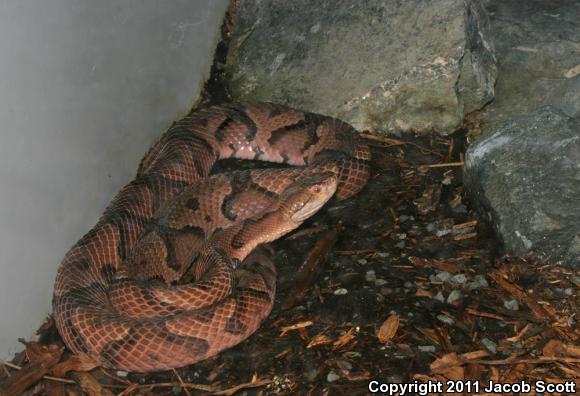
[0,0,229,358]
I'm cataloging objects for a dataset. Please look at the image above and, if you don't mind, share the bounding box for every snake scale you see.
[52,102,370,372]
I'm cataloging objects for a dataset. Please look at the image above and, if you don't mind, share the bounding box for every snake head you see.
[280,171,338,223]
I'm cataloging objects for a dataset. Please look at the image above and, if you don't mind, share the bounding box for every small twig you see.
[405,142,447,157]
[453,220,478,229]
[360,133,445,157]
[173,369,193,396]
[360,133,405,146]
[37,375,76,385]
[466,308,506,321]
[419,161,464,169]
[466,357,580,365]
[0,359,20,371]
[454,232,477,241]
[335,248,377,256]
[213,374,271,395]
[280,321,313,336]
[1,361,10,377]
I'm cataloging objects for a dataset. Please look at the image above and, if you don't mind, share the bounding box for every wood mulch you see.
[1,129,578,395]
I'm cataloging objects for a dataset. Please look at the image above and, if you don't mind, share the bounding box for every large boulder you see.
[464,107,580,268]
[479,0,580,134]
[226,0,497,134]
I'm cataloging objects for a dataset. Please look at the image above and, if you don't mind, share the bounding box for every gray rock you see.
[474,274,489,288]
[336,360,353,371]
[375,279,388,286]
[418,345,436,353]
[327,371,340,382]
[451,274,468,284]
[468,275,489,290]
[433,292,446,302]
[464,107,580,268]
[481,337,497,354]
[305,368,319,381]
[426,223,437,233]
[435,271,453,282]
[226,0,496,134]
[447,290,463,304]
[480,0,580,134]
[435,229,452,237]
[504,299,520,311]
[437,314,455,325]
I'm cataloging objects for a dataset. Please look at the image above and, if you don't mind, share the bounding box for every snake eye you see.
[312,186,322,194]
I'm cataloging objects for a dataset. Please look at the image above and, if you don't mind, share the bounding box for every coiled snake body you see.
[53,102,370,372]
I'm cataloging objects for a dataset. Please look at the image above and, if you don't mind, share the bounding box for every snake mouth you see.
[289,172,338,223]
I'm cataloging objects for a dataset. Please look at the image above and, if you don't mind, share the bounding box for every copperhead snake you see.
[52,102,370,372]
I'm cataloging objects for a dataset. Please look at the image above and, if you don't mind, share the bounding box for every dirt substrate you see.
[1,130,578,396]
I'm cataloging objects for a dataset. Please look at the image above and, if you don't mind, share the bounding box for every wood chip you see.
[415,289,433,298]
[460,350,490,361]
[505,323,530,343]
[333,328,356,350]
[430,353,465,380]
[306,333,332,349]
[283,229,337,310]
[466,308,506,321]
[378,314,400,343]
[280,321,313,336]
[51,354,99,377]
[543,340,580,358]
[0,343,64,396]
[72,371,114,396]
[490,271,550,320]
[409,256,461,273]
[453,232,477,241]
[452,220,478,229]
